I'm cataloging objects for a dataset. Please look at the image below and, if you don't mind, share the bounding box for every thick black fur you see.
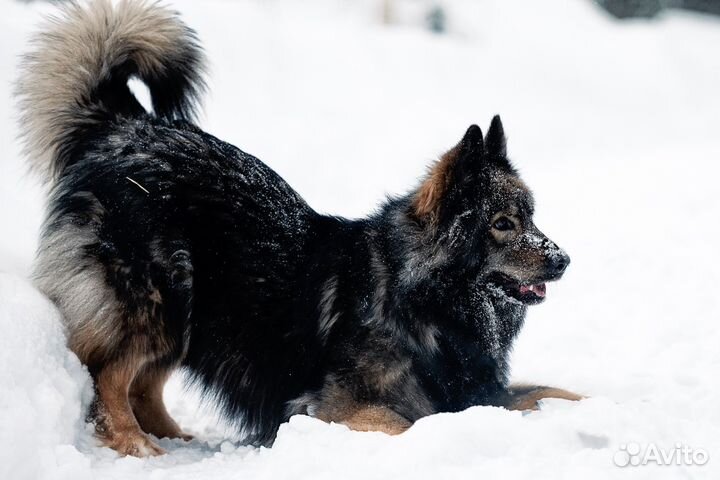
[48,115,568,445]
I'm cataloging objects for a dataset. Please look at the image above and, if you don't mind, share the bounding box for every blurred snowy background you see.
[1,0,719,479]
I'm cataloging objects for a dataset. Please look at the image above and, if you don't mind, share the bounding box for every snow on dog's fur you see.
[16,0,581,457]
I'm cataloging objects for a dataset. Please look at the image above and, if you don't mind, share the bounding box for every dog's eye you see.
[492,217,515,231]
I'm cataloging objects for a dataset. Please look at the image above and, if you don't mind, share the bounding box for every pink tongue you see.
[520,284,546,298]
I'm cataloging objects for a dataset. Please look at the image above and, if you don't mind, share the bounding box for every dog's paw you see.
[162,429,194,442]
[105,431,166,457]
[505,385,585,412]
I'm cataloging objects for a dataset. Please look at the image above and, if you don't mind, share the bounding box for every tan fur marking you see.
[93,357,165,457]
[336,406,411,435]
[148,289,163,305]
[313,384,411,435]
[413,144,460,220]
[505,385,585,411]
[130,366,192,441]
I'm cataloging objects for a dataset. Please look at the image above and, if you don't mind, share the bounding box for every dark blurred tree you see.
[683,0,720,14]
[426,5,447,34]
[594,0,720,18]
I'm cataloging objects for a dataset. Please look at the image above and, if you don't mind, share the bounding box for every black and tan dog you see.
[17,0,581,457]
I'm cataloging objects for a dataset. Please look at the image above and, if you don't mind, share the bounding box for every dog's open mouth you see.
[517,283,546,304]
[487,274,549,305]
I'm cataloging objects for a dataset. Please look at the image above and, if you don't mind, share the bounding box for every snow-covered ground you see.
[1,0,720,478]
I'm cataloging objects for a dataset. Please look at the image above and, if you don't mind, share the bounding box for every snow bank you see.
[1,0,719,478]
[0,274,91,480]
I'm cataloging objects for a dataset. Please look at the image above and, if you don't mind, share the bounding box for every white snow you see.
[1,0,720,478]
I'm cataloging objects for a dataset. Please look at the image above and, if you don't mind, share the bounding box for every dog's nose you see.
[547,252,570,277]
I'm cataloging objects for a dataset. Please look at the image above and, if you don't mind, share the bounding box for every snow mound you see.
[0,274,91,480]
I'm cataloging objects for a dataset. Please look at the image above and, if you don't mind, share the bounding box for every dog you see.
[16,0,581,457]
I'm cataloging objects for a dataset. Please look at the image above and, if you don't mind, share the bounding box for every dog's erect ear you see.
[412,125,484,221]
[459,124,484,159]
[485,115,506,158]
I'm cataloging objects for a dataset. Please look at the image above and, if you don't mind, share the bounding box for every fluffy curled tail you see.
[16,0,206,183]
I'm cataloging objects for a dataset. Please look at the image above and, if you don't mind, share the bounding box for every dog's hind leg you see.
[130,363,192,441]
[502,384,585,411]
[92,355,166,457]
[129,247,194,442]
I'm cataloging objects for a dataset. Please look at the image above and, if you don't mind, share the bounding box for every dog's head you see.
[411,116,569,305]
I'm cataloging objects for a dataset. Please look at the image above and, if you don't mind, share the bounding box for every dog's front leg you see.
[501,384,585,411]
[314,399,411,435]
[335,405,412,435]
